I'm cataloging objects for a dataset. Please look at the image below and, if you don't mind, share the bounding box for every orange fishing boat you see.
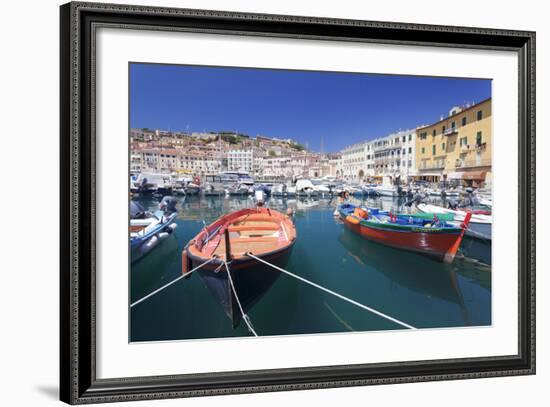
[182,207,296,327]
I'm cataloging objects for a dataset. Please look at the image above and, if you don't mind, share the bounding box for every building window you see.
[408,147,412,154]
[432,129,436,137]
[402,136,406,142]
[442,125,446,133]
[476,131,483,146]
[451,121,455,129]
[442,142,446,151]
[421,147,425,154]
[432,145,436,155]
[408,160,412,167]
[462,117,467,126]
[477,110,483,120]
[409,134,412,141]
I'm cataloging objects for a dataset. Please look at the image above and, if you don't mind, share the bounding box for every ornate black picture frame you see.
[60,1,535,404]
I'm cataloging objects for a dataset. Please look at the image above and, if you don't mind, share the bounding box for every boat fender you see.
[167,223,177,233]
[346,215,360,225]
[353,207,367,219]
[141,235,158,255]
[157,232,170,241]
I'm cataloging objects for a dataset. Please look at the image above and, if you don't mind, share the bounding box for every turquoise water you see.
[130,195,491,342]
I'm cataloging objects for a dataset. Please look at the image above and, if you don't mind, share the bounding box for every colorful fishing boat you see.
[182,206,296,327]
[338,203,471,263]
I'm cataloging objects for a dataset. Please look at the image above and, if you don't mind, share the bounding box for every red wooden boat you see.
[338,204,471,263]
[182,207,296,327]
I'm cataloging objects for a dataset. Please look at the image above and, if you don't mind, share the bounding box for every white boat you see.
[295,179,318,197]
[226,183,251,196]
[270,183,285,197]
[311,179,332,197]
[130,200,177,262]
[270,182,296,197]
[219,171,254,185]
[374,185,399,197]
[132,172,175,195]
[201,175,226,196]
[416,203,492,241]
[184,183,201,196]
[286,184,297,197]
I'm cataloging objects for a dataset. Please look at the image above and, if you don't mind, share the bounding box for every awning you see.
[447,172,463,180]
[460,171,487,180]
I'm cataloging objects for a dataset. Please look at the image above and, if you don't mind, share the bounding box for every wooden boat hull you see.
[338,205,469,263]
[186,245,293,327]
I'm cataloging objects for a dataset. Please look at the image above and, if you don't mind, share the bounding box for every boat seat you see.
[234,214,278,222]
[228,224,279,232]
[230,236,279,243]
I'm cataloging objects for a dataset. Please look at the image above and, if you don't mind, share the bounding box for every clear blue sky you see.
[130,63,491,153]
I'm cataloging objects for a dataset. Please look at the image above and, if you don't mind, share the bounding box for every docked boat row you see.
[131,171,489,202]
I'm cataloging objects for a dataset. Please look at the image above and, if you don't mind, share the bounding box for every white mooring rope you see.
[246,253,416,330]
[224,261,258,337]
[130,257,217,308]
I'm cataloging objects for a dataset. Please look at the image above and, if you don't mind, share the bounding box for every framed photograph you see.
[60,1,535,404]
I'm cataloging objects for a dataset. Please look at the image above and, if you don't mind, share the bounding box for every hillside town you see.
[130,98,491,188]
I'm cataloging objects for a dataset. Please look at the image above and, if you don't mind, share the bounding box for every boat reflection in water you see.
[338,227,481,324]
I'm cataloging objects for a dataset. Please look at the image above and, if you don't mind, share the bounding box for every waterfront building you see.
[415,98,491,186]
[372,129,416,183]
[341,141,373,181]
[130,148,222,176]
[227,150,254,173]
[261,155,292,178]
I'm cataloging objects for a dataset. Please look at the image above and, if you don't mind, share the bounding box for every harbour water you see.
[130,195,491,342]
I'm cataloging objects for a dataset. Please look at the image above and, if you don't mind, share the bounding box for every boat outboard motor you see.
[130,201,147,219]
[447,199,458,210]
[159,196,178,214]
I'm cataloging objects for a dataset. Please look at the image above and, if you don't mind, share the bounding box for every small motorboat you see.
[130,199,177,263]
[338,203,471,263]
[202,183,225,196]
[184,182,201,196]
[295,179,318,197]
[374,184,399,197]
[226,183,251,196]
[182,205,296,327]
[416,203,491,241]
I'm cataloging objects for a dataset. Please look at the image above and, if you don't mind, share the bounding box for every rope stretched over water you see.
[130,257,217,308]
[245,253,416,330]
[224,261,258,337]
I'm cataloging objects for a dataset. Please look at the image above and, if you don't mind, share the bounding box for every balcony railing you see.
[443,127,458,136]
[419,161,445,170]
[455,158,491,168]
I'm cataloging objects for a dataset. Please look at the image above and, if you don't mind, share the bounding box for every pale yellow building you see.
[415,98,491,187]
